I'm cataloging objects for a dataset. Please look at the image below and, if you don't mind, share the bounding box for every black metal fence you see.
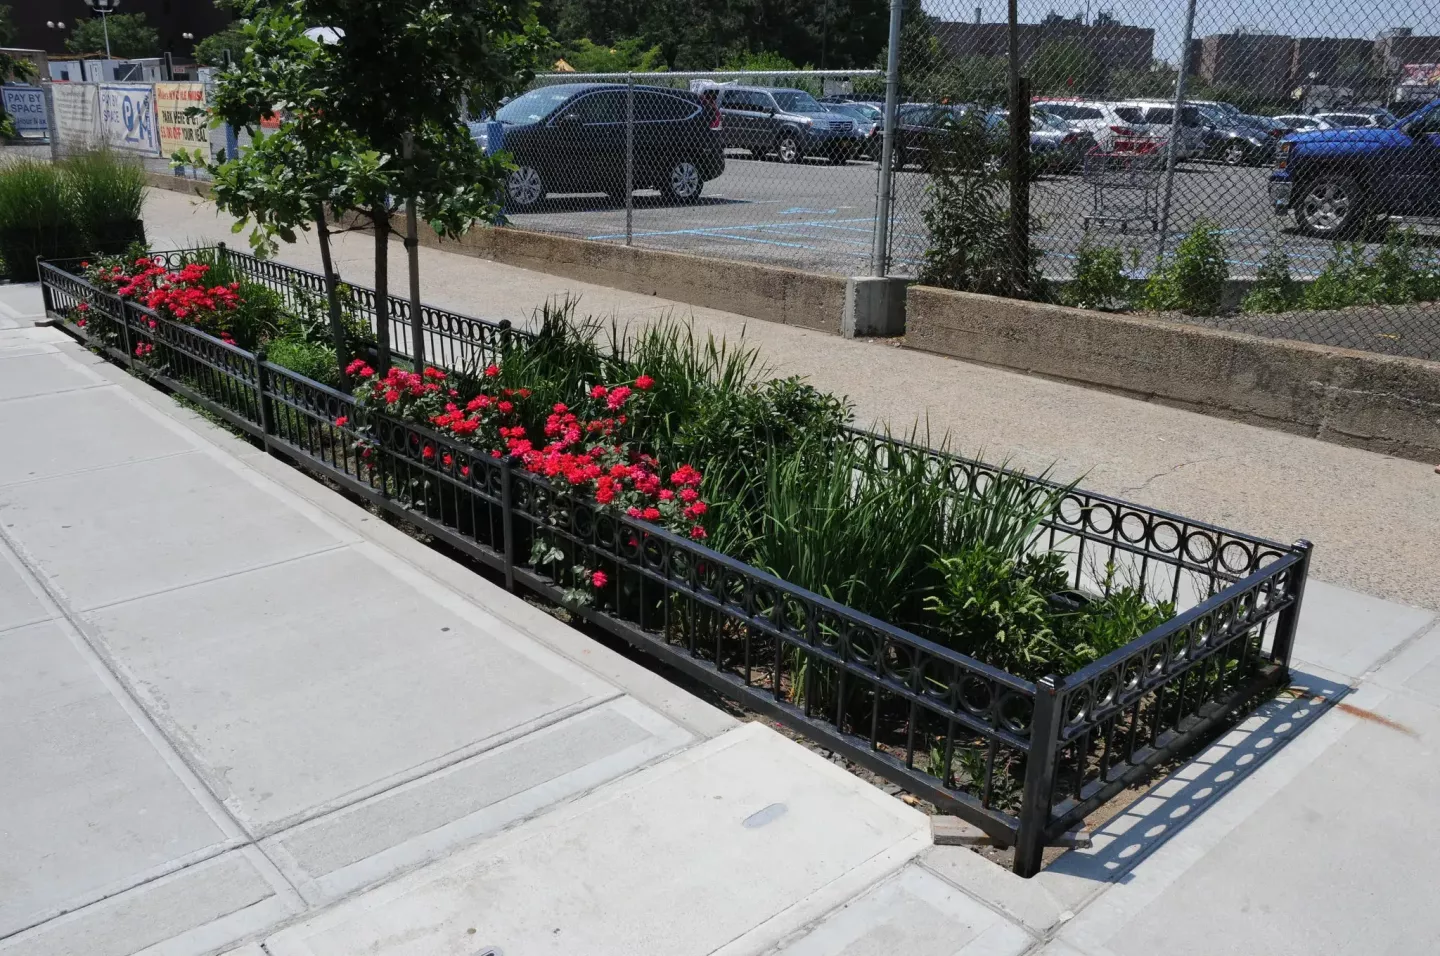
[39,248,1311,877]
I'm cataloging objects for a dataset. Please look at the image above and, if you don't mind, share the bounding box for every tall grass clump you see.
[64,150,147,246]
[0,159,76,280]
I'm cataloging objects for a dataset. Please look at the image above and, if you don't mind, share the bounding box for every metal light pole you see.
[83,0,123,61]
[1007,0,1031,296]
[1156,0,1198,266]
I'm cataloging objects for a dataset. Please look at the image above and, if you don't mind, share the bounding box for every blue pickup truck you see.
[1269,98,1440,238]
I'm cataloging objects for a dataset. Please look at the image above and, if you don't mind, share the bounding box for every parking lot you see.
[505,151,1401,281]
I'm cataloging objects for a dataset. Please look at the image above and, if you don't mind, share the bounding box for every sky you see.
[924,0,1440,65]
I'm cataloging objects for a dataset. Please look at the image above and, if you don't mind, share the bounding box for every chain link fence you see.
[486,70,886,275]
[886,0,1440,361]
[26,11,1440,362]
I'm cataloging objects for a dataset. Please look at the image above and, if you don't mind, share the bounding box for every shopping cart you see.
[1081,141,1164,233]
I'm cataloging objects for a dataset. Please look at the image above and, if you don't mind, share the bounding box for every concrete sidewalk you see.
[0,292,940,955]
[141,187,1440,612]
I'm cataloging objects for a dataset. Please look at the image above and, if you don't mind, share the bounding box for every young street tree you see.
[193,0,548,375]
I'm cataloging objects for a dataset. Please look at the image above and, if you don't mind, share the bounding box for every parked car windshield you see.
[772,90,824,113]
[494,87,578,125]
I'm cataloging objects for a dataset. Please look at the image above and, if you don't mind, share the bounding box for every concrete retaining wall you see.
[387,215,847,334]
[905,285,1440,462]
[145,171,213,199]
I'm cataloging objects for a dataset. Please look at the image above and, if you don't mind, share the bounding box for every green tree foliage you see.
[66,13,161,59]
[562,37,666,72]
[1029,38,1106,94]
[537,0,891,70]
[0,5,17,47]
[918,113,1043,299]
[193,25,252,66]
[1108,60,1178,99]
[1141,220,1229,315]
[721,49,800,71]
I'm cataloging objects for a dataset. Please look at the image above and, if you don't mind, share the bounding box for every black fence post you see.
[119,300,134,361]
[1270,540,1313,676]
[253,346,274,451]
[500,455,516,592]
[217,241,229,271]
[40,266,54,315]
[1014,674,1064,878]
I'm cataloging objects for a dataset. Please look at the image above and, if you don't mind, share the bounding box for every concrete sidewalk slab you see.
[765,865,1034,956]
[2,450,349,612]
[261,723,930,956]
[82,541,620,836]
[1293,579,1437,681]
[1,849,295,956]
[0,349,106,401]
[0,387,194,487]
[0,618,232,938]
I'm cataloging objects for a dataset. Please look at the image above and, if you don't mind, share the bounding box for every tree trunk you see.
[402,131,426,369]
[314,205,349,388]
[373,207,392,373]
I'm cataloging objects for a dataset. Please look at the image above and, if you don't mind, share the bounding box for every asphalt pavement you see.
[505,151,1399,281]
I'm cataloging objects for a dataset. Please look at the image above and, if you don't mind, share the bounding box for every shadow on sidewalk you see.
[1048,668,1349,885]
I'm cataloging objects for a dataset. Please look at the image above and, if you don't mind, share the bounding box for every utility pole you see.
[1006,0,1031,296]
[1156,0,1198,267]
[870,0,904,275]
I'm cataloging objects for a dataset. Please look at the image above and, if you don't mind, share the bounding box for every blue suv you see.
[1269,99,1440,238]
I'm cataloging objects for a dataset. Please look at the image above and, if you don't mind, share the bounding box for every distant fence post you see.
[625,74,635,247]
[253,346,274,451]
[41,80,61,161]
[871,0,904,276]
[1156,0,1199,267]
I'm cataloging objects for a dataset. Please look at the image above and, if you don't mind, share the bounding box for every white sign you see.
[52,83,103,150]
[2,85,47,134]
[99,83,159,155]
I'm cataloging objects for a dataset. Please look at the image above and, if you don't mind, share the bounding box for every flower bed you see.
[40,247,1312,877]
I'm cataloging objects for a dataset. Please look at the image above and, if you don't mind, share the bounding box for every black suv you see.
[715,86,865,164]
[473,84,725,208]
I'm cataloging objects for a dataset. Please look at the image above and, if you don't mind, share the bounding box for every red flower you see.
[334,416,349,427]
[484,364,500,378]
[689,525,707,540]
[76,302,90,313]
[591,571,609,588]
[442,453,454,467]
[590,384,608,399]
[634,374,654,390]
[422,446,435,460]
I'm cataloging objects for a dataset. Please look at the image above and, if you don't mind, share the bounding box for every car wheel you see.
[1222,142,1248,166]
[506,166,546,208]
[1294,174,1363,239]
[982,155,1004,176]
[662,160,704,202]
[775,134,801,164]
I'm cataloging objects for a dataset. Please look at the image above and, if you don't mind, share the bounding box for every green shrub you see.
[918,112,1045,299]
[1303,231,1440,311]
[1060,240,1135,311]
[63,151,146,231]
[266,335,342,387]
[1241,249,1303,313]
[0,159,77,280]
[1141,220,1229,315]
[924,547,1072,679]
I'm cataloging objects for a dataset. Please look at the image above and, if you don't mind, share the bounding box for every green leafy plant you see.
[267,336,343,387]
[1241,248,1303,314]
[1061,240,1135,311]
[1141,220,1229,315]
[0,160,78,281]
[1302,231,1440,311]
[918,112,1044,299]
[924,547,1072,679]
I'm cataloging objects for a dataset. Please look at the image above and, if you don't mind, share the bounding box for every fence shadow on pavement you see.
[1047,668,1348,886]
